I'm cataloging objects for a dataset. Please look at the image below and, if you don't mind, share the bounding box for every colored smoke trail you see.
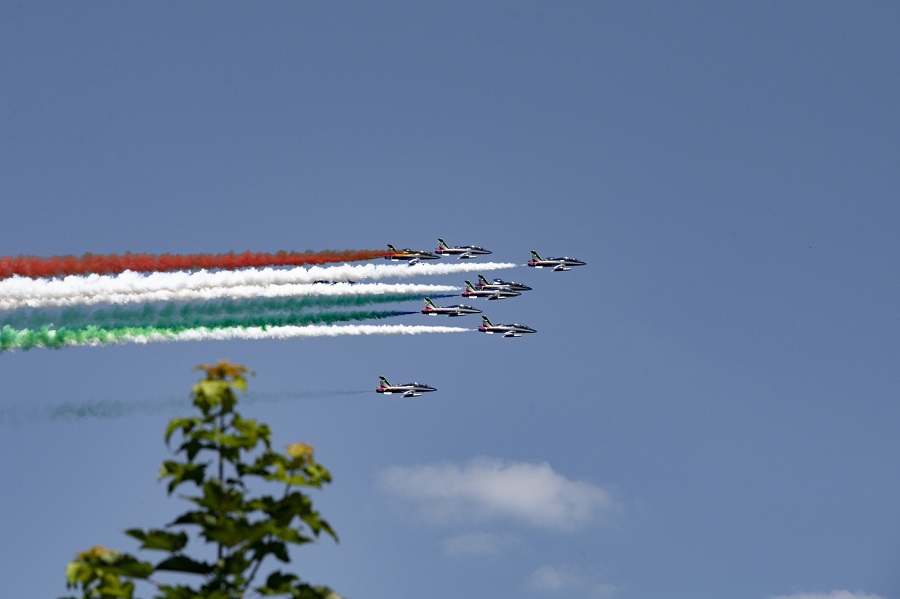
[0,262,516,305]
[0,281,460,311]
[0,293,454,330]
[0,249,386,280]
[49,390,370,420]
[0,390,371,425]
[0,308,422,352]
[0,323,470,353]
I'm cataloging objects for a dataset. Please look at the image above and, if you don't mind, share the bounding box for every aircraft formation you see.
[0,241,582,358]
[379,239,586,397]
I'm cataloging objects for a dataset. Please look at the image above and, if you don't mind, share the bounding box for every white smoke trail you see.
[68,324,473,349]
[0,262,516,300]
[0,282,460,310]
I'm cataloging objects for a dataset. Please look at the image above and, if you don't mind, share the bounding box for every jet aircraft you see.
[527,250,586,271]
[384,244,440,265]
[462,280,521,300]
[376,376,437,397]
[476,274,532,292]
[434,238,492,259]
[421,297,482,317]
[477,315,537,337]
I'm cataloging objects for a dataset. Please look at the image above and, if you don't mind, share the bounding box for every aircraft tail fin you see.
[481,315,494,327]
[379,376,391,387]
[424,297,437,308]
[464,280,476,291]
[437,238,450,249]
[387,244,397,252]
[530,250,543,262]
[477,274,489,286]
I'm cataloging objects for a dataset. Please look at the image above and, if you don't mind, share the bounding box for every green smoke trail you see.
[0,293,450,330]
[0,390,370,425]
[0,309,416,353]
[55,391,368,421]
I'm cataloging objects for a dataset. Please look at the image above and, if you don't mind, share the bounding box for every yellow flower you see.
[194,360,252,381]
[76,546,119,564]
[286,443,315,465]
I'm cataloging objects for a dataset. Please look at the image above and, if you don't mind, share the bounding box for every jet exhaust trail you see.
[0,323,470,352]
[0,390,371,425]
[0,293,455,330]
[0,262,516,305]
[0,259,490,352]
[0,308,433,352]
[48,390,371,420]
[0,249,387,280]
[0,282,460,311]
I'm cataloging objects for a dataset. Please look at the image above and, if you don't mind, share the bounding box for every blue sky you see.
[1,2,899,598]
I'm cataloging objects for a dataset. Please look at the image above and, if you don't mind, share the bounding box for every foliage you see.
[61,361,340,599]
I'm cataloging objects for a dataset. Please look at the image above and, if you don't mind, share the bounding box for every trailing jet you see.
[477,315,536,337]
[527,250,586,271]
[421,297,482,317]
[476,274,532,292]
[434,238,492,259]
[384,244,440,265]
[462,280,521,300]
[376,376,437,397]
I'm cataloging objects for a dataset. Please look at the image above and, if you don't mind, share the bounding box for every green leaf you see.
[252,540,290,563]
[95,576,136,598]
[230,376,248,393]
[65,561,97,586]
[261,571,298,592]
[103,555,154,579]
[193,380,232,414]
[154,555,214,575]
[125,529,188,552]
[191,479,246,514]
[165,417,199,445]
[168,509,217,528]
[159,461,207,494]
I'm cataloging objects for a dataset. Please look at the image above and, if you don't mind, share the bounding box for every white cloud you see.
[379,457,617,532]
[525,565,619,597]
[526,564,585,591]
[441,531,519,556]
[770,592,889,599]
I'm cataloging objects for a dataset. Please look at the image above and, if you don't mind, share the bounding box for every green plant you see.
[62,361,340,599]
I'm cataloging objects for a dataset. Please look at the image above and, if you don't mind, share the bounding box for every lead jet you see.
[527,250,586,271]
[421,297,482,317]
[477,315,536,337]
[476,274,532,292]
[462,280,521,300]
[376,376,437,397]
[434,238,492,259]
[384,244,440,266]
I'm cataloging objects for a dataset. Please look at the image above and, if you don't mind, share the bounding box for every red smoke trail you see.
[0,249,386,280]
